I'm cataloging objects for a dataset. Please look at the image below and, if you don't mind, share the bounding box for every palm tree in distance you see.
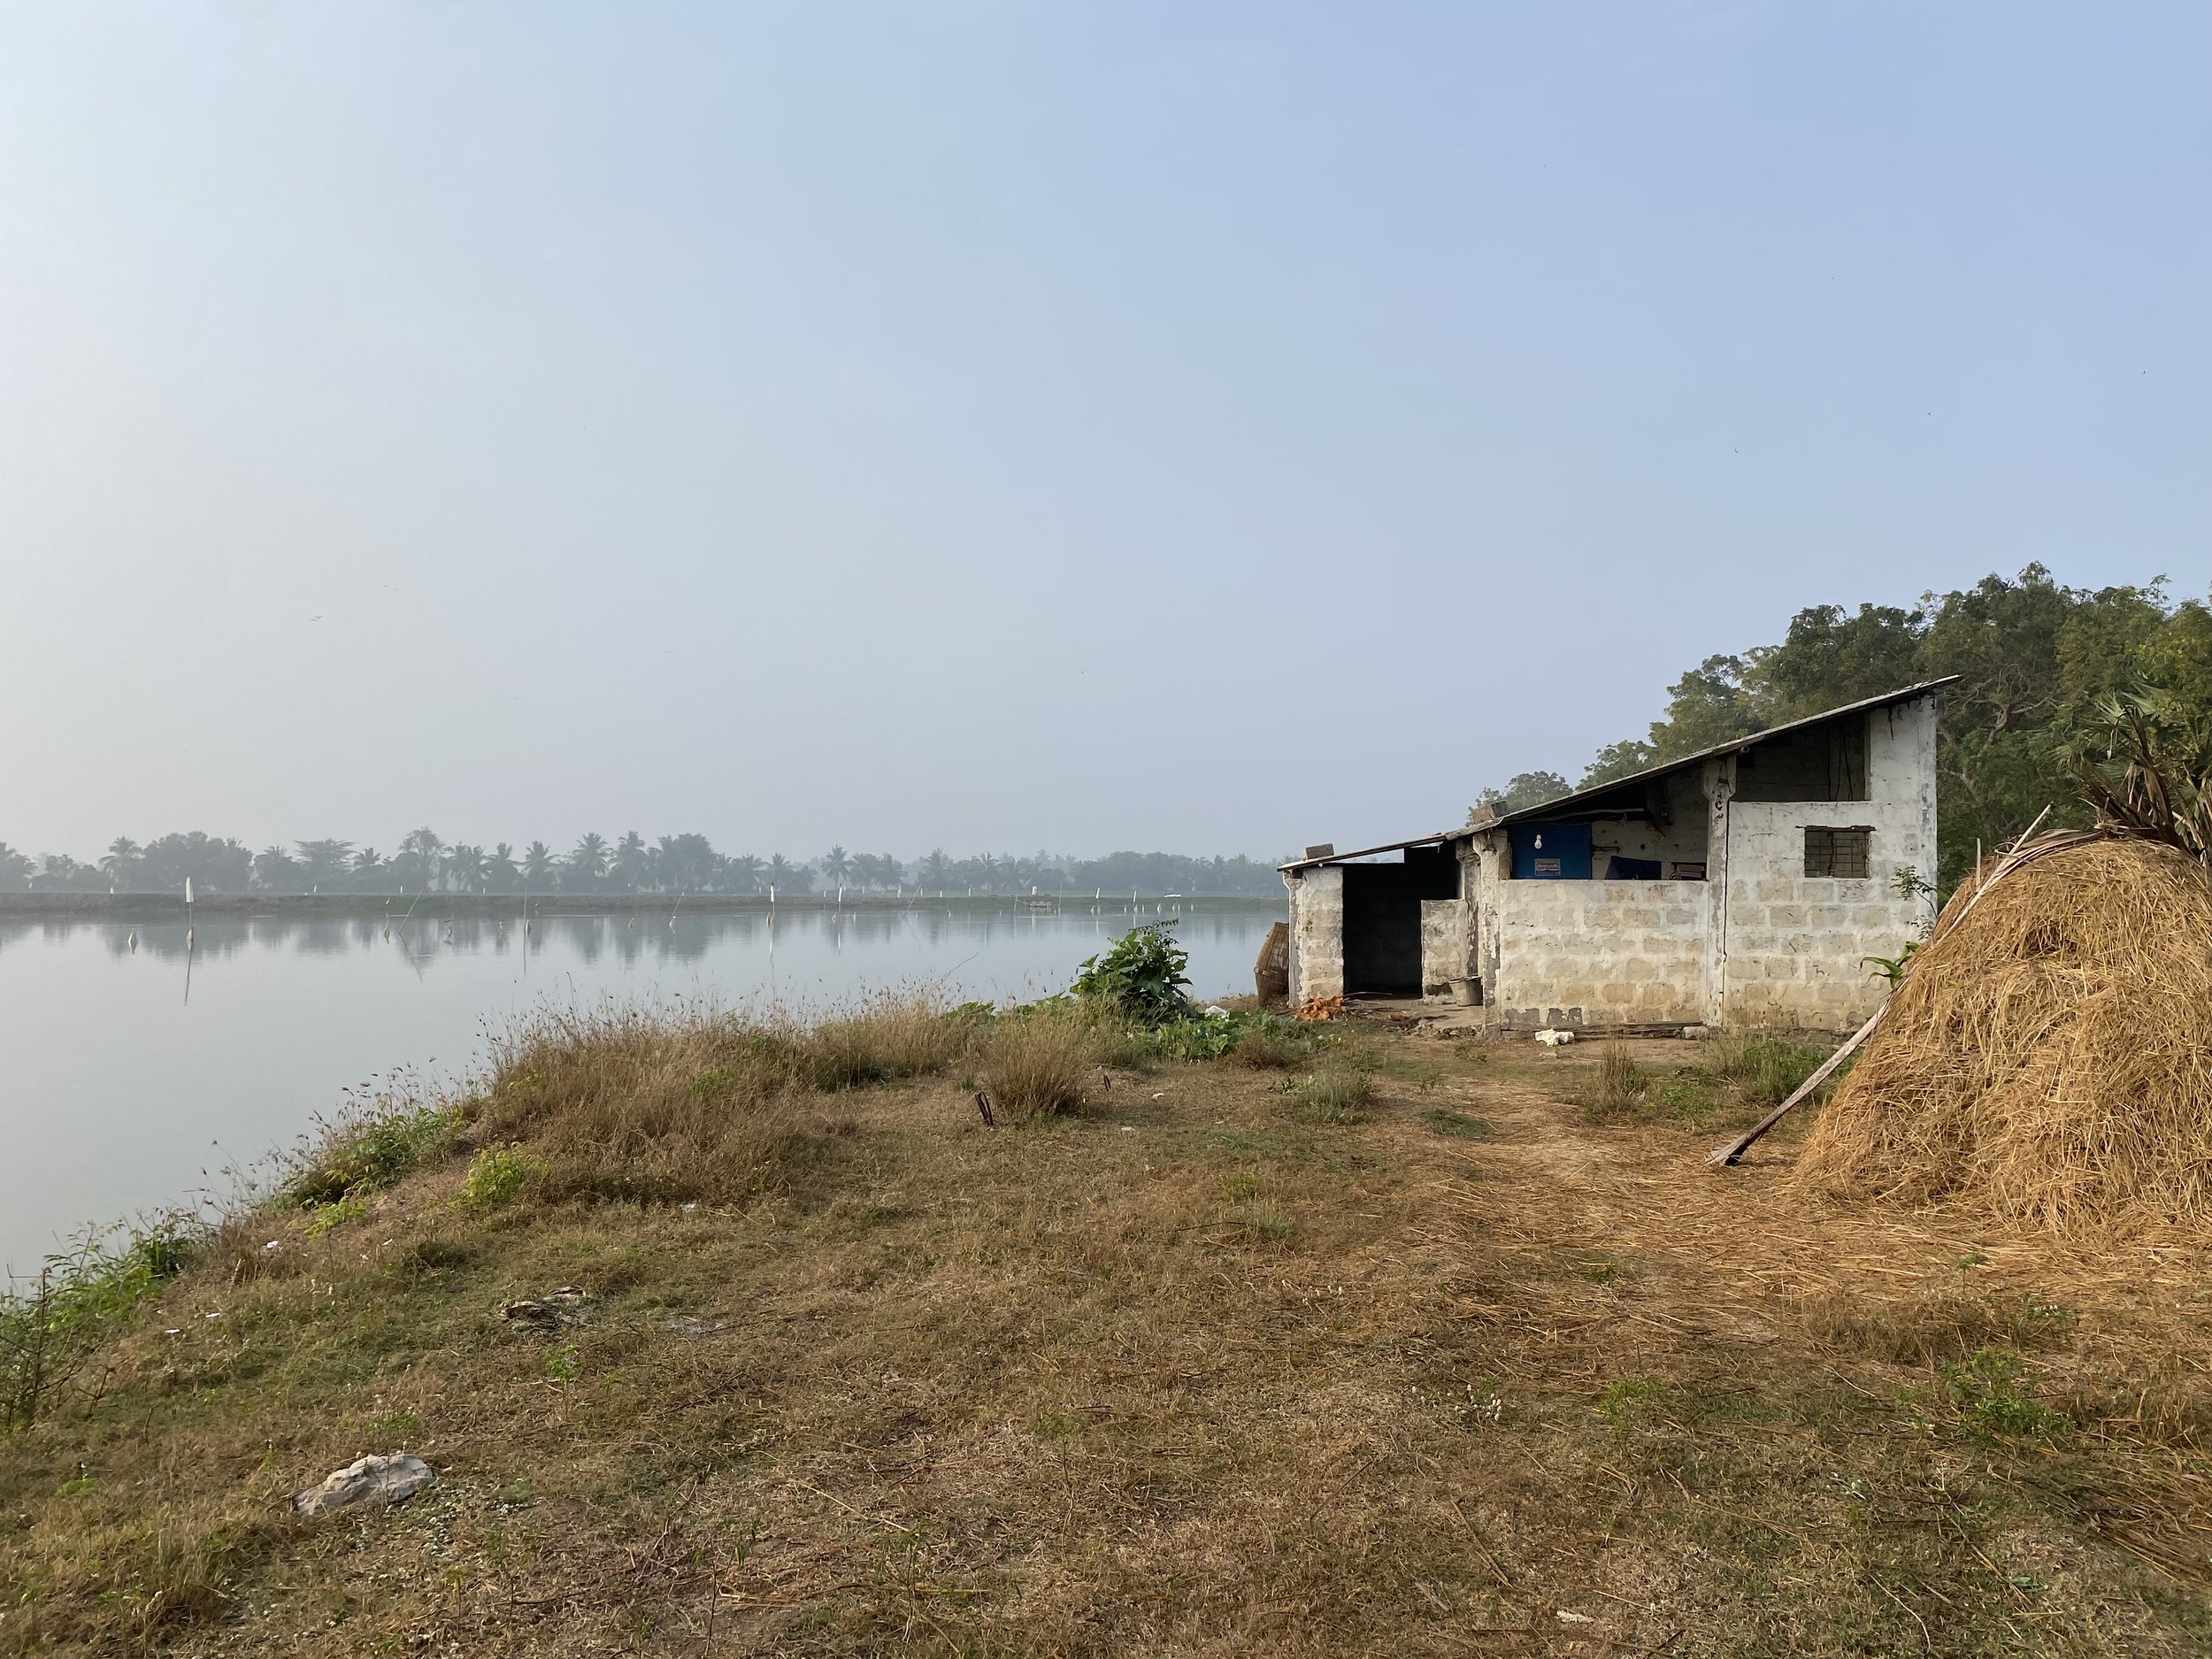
[487,843,519,893]
[521,841,556,890]
[612,831,649,891]
[446,843,488,895]
[100,837,144,887]
[821,846,853,891]
[566,832,610,893]
[723,853,763,894]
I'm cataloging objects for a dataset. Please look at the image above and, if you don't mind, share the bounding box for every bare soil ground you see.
[4,1024,2209,1656]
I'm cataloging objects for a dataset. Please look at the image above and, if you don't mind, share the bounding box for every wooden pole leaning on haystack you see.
[1707,808,2113,1169]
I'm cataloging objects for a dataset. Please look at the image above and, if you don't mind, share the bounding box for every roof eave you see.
[1485,677,1960,830]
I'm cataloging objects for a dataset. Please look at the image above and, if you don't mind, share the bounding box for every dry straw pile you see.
[1796,836,2212,1236]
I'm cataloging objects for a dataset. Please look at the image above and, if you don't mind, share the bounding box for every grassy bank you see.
[4,1003,2208,1655]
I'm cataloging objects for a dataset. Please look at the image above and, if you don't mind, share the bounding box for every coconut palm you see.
[820,846,853,890]
[253,846,303,890]
[446,843,488,895]
[521,841,556,889]
[764,854,815,894]
[611,831,649,891]
[565,832,611,891]
[99,837,143,886]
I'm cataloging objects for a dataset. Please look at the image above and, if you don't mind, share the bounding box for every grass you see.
[977,1007,1091,1119]
[1280,1063,1376,1123]
[1577,1032,1838,1129]
[4,998,2209,1655]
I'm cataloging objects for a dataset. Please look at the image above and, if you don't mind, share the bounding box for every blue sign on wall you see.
[1509,821,1592,879]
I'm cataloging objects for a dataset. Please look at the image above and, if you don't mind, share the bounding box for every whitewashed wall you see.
[1284,864,1344,1002]
[1718,698,1938,1028]
[1419,899,1471,995]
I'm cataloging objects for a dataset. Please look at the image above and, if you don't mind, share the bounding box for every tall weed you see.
[980,1011,1091,1120]
[3,1221,198,1432]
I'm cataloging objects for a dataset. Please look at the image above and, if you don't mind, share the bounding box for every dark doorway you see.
[1341,845,1460,995]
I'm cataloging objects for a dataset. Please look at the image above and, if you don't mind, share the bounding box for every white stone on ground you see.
[291,1452,434,1517]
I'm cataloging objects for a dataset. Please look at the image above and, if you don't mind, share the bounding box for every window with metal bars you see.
[1803,826,1872,879]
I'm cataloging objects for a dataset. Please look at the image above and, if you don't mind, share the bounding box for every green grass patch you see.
[1418,1109,1495,1140]
[1941,1348,2071,1445]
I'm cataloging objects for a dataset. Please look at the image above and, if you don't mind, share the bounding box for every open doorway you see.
[1340,844,1459,995]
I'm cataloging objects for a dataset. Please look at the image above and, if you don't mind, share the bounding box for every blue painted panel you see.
[1509,821,1592,879]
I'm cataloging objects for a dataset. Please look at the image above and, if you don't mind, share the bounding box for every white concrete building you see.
[1281,682,1950,1033]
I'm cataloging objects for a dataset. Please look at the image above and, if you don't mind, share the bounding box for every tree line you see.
[0,831,1292,899]
[1474,565,2212,885]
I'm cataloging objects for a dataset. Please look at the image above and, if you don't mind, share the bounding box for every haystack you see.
[1795,836,2212,1236]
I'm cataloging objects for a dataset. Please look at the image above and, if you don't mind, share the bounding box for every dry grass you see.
[1799,838,2212,1235]
[1591,1040,1643,1113]
[977,1008,1092,1119]
[1281,1063,1375,1122]
[1231,1021,1308,1069]
[4,1002,2210,1656]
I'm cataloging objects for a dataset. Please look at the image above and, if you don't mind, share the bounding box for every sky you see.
[2,3,2206,865]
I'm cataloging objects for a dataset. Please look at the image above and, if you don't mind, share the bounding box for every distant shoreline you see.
[0,891,1286,920]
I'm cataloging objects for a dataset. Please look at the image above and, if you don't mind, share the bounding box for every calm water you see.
[0,902,1280,1271]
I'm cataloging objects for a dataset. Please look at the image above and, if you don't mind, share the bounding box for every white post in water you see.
[184,877,194,907]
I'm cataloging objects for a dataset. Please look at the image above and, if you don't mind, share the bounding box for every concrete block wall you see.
[1285,865,1344,1002]
[1487,879,1709,1028]
[1719,698,1939,1030]
[1419,899,1471,996]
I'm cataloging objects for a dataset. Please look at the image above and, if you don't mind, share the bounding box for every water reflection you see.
[0,902,1281,1270]
[20,903,1275,981]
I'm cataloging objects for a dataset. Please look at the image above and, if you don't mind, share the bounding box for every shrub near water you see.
[1070,922,1193,1026]
[3,1225,197,1432]
[283,1092,460,1209]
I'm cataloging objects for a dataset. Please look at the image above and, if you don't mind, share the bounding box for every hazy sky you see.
[3,4,2205,863]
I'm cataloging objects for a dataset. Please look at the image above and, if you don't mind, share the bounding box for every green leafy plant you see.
[1863,940,1921,989]
[1070,924,1192,1027]
[305,1195,367,1237]
[2068,687,2212,862]
[285,1100,461,1209]
[463,1145,537,1208]
[1941,1347,2071,1444]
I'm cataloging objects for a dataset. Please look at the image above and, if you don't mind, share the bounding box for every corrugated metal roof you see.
[1277,833,1453,873]
[1279,679,1958,872]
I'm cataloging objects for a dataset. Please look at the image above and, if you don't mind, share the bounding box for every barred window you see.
[1804,826,1872,879]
